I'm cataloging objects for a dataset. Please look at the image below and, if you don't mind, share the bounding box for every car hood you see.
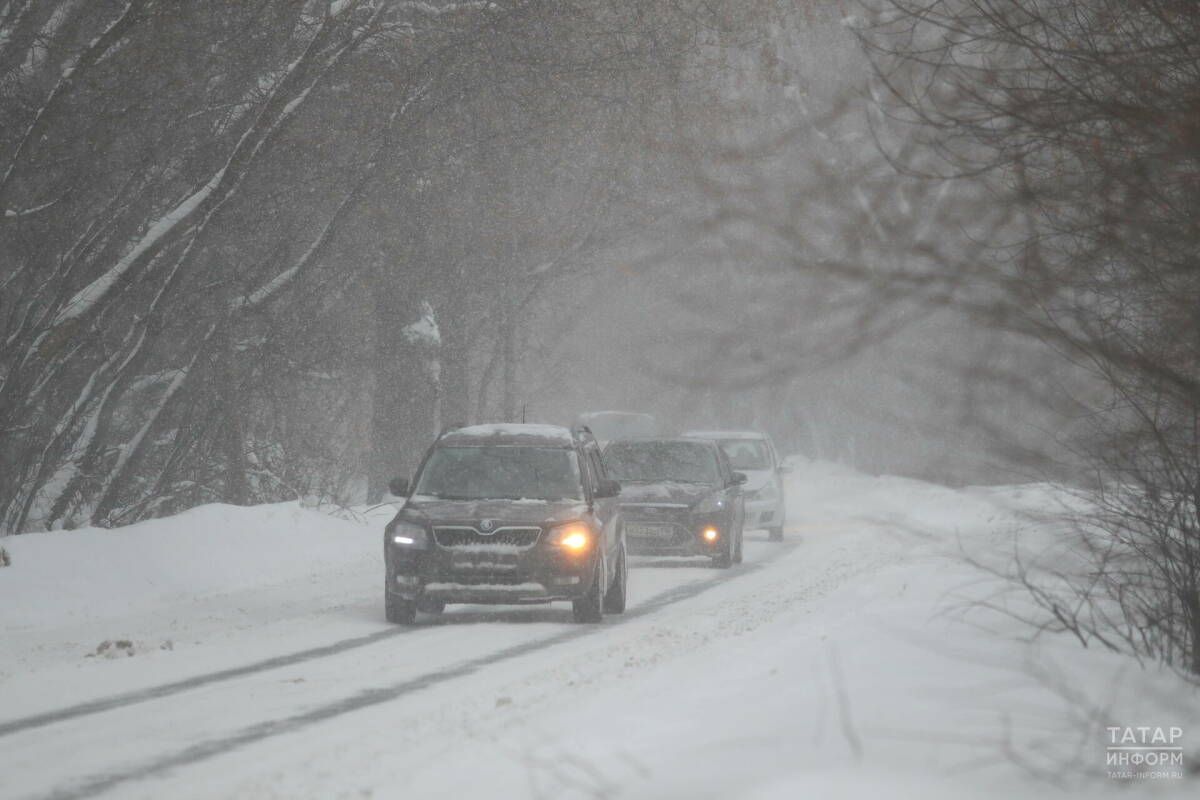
[396,497,588,527]
[616,481,714,506]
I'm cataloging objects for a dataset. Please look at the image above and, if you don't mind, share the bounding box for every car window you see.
[715,448,733,483]
[603,441,721,485]
[413,446,582,501]
[718,439,771,470]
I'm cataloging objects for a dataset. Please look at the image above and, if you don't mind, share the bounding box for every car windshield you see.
[603,441,720,485]
[718,439,771,470]
[413,446,582,501]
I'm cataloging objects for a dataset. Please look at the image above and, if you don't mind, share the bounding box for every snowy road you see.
[3,462,1195,799]
[5,537,794,799]
[4,524,847,800]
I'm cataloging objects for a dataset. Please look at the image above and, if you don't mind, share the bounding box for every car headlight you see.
[547,521,592,552]
[390,521,428,548]
[693,494,726,514]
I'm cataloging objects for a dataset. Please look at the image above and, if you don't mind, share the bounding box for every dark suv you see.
[602,438,747,567]
[383,424,626,624]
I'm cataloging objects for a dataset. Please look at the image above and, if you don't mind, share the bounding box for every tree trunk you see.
[219,345,249,505]
[368,284,437,502]
[501,314,517,423]
[437,296,472,430]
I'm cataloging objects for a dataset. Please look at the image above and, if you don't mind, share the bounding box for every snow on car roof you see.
[577,411,655,420]
[681,430,767,441]
[442,423,575,445]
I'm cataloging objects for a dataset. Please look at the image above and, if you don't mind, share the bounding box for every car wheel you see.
[768,525,784,542]
[733,525,744,564]
[603,542,628,614]
[417,597,445,615]
[573,558,605,623]
[385,580,417,625]
[712,534,733,569]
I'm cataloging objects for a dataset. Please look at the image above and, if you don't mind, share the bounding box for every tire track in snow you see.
[0,627,408,740]
[30,542,800,800]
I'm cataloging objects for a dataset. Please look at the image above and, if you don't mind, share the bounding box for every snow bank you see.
[0,502,383,631]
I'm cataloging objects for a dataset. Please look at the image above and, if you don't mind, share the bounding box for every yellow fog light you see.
[703,527,719,542]
[561,531,589,550]
[549,523,591,552]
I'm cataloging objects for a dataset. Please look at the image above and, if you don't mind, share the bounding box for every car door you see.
[767,437,788,495]
[585,446,621,563]
[764,437,781,490]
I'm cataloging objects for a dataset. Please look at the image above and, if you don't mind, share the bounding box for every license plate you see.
[627,523,674,539]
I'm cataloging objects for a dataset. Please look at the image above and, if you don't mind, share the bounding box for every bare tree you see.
[0,1,760,527]
[850,0,1200,673]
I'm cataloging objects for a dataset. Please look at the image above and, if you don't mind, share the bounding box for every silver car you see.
[682,430,789,540]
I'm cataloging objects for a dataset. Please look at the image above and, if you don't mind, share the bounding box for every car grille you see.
[432,526,541,549]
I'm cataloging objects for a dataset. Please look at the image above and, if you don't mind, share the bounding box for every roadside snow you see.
[0,502,382,633]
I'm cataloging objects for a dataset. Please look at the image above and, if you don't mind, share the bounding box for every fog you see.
[0,0,699,523]
[0,1,1098,528]
[4,2,1200,796]
[483,7,1079,488]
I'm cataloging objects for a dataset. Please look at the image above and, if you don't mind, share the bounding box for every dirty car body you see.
[384,424,626,623]
[602,438,745,565]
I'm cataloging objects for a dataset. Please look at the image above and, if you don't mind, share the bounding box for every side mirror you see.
[731,472,748,486]
[388,476,409,497]
[595,479,621,499]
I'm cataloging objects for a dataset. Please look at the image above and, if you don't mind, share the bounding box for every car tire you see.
[385,582,417,625]
[573,558,605,623]
[603,543,628,614]
[768,525,784,542]
[417,597,445,615]
[712,534,733,569]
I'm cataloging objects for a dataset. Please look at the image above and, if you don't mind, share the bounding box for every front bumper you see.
[623,506,730,557]
[744,496,783,530]
[386,541,599,605]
